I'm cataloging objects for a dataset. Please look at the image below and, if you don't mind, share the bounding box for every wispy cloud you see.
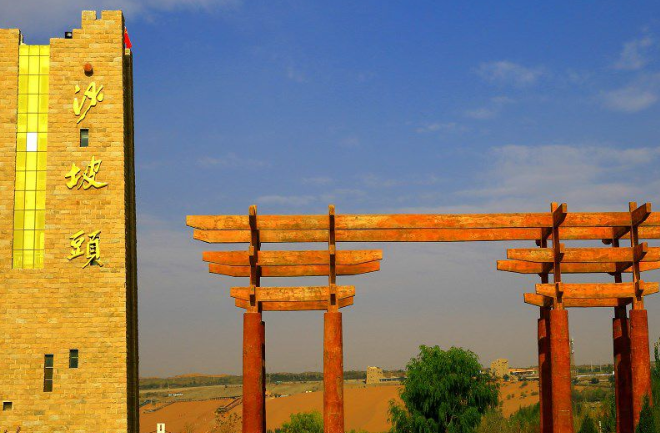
[614,35,655,71]
[476,61,543,87]
[302,176,333,185]
[415,122,467,134]
[339,136,361,148]
[464,96,515,120]
[600,75,660,113]
[460,144,660,209]
[0,0,240,39]
[197,153,269,169]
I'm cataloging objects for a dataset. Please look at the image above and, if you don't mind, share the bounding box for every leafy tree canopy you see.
[389,345,499,433]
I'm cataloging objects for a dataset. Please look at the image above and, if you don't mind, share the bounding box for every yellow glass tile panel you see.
[39,76,48,94]
[37,173,46,191]
[29,46,40,56]
[39,94,48,112]
[35,212,45,229]
[14,211,24,229]
[14,171,25,191]
[34,250,44,268]
[18,76,28,94]
[28,95,38,113]
[23,249,34,269]
[28,56,39,75]
[38,114,48,132]
[27,115,38,132]
[24,211,35,230]
[15,153,26,171]
[36,190,45,209]
[19,45,29,55]
[24,191,36,209]
[13,230,23,250]
[38,133,47,150]
[37,153,47,171]
[40,58,49,74]
[28,75,39,94]
[19,55,28,74]
[25,173,37,192]
[16,134,26,151]
[25,153,37,171]
[23,230,34,250]
[17,114,27,133]
[14,192,24,210]
[18,95,27,112]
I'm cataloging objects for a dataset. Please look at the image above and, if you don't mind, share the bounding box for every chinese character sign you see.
[73,82,104,124]
[64,156,108,190]
[67,230,103,268]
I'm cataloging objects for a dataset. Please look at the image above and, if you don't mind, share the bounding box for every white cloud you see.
[302,176,333,185]
[415,122,467,134]
[464,96,515,120]
[197,153,268,169]
[0,0,240,39]
[601,85,658,112]
[614,35,655,71]
[460,144,660,210]
[476,61,543,87]
[339,136,361,148]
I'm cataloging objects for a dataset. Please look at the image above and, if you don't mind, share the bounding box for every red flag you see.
[124,27,132,49]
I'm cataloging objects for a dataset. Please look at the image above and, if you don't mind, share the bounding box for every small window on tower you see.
[43,354,54,392]
[80,129,89,147]
[2,401,12,411]
[69,349,79,368]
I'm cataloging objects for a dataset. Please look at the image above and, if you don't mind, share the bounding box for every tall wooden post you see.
[261,319,267,433]
[324,205,345,433]
[324,311,344,433]
[243,311,265,433]
[630,308,652,425]
[628,202,653,428]
[549,203,575,433]
[614,306,633,433]
[539,306,553,433]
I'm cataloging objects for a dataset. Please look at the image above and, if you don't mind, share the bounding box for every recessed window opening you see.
[2,401,12,411]
[69,349,79,368]
[43,354,53,392]
[80,129,89,147]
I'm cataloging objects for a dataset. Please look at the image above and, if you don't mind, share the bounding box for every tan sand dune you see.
[140,399,233,433]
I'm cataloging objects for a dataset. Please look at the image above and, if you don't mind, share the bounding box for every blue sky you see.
[4,1,660,376]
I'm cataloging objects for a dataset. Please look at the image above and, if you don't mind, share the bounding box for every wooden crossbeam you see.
[203,250,382,266]
[193,226,660,244]
[535,282,659,299]
[234,297,354,311]
[187,210,660,231]
[524,293,631,308]
[209,262,380,277]
[507,243,658,263]
[497,260,660,274]
[230,286,355,302]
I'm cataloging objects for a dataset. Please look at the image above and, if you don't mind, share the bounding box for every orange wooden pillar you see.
[549,308,574,433]
[538,307,553,433]
[324,311,344,433]
[630,308,652,427]
[243,312,265,433]
[261,319,267,433]
[614,307,633,433]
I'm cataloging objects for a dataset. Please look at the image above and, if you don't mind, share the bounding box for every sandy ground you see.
[140,381,538,433]
[499,381,539,417]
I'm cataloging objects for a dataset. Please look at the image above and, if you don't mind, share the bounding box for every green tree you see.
[601,393,616,433]
[579,414,598,433]
[389,345,499,433]
[272,412,323,433]
[637,397,656,433]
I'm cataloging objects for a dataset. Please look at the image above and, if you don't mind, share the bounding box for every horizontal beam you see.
[523,293,631,308]
[535,282,659,299]
[209,262,380,277]
[507,243,659,263]
[203,250,382,266]
[187,209,660,231]
[194,226,660,244]
[230,286,355,302]
[234,297,354,311]
[497,260,660,274]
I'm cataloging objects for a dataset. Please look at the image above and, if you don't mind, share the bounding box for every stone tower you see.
[0,10,138,432]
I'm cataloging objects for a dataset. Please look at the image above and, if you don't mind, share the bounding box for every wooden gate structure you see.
[187,202,660,433]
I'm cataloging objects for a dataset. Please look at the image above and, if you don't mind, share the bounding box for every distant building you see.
[366,366,385,384]
[490,358,509,379]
